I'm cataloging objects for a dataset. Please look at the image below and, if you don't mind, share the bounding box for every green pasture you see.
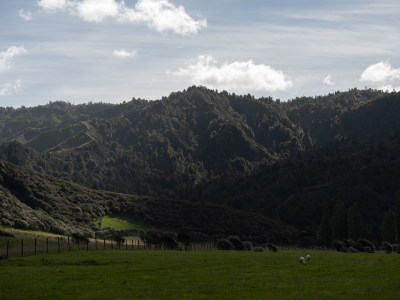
[97,214,155,231]
[0,249,399,299]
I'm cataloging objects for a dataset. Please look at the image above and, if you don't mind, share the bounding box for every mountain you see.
[0,159,297,243]
[1,87,398,199]
[1,86,400,244]
[0,86,307,196]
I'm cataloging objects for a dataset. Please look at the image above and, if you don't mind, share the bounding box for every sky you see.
[0,0,400,107]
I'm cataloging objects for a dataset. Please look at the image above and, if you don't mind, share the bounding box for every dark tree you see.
[331,200,347,241]
[382,210,396,243]
[216,238,234,250]
[395,193,400,242]
[347,204,363,241]
[318,204,332,247]
[177,232,191,250]
[114,235,125,248]
[227,235,245,250]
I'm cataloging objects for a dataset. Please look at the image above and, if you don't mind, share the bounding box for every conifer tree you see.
[331,200,347,240]
[318,204,332,247]
[347,204,363,240]
[382,209,396,242]
[395,193,400,242]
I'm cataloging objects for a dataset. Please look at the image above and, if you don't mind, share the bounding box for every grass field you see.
[97,214,154,231]
[0,249,399,299]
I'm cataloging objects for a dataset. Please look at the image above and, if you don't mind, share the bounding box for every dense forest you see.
[0,86,399,245]
[0,160,296,243]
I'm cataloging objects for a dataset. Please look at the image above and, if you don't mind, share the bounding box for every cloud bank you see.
[113,49,137,58]
[37,0,73,11]
[0,46,28,72]
[360,61,400,92]
[172,55,293,93]
[0,80,23,97]
[360,61,400,83]
[37,0,207,34]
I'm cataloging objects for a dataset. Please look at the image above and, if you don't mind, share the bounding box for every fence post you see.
[21,239,24,256]
[46,238,49,253]
[95,238,97,250]
[126,240,128,251]
[78,239,80,250]
[68,237,70,252]
[86,240,89,251]
[6,240,9,258]
[131,240,133,251]
[35,238,37,254]
[104,238,106,250]
[58,237,60,252]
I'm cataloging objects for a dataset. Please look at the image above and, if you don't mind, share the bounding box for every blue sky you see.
[1,0,399,107]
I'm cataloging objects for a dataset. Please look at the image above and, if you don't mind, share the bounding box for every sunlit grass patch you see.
[98,215,153,230]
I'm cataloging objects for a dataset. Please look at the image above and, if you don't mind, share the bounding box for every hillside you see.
[0,160,297,243]
[0,87,399,199]
[183,135,400,243]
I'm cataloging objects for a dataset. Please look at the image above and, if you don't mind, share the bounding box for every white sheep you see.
[299,256,305,264]
[306,255,311,261]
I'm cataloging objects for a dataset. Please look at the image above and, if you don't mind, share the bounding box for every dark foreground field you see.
[0,250,399,299]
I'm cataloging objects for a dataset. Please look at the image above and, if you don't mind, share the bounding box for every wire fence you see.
[0,236,218,258]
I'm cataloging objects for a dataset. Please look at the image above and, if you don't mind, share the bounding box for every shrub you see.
[161,236,179,249]
[383,241,394,253]
[71,233,89,244]
[363,246,373,253]
[334,240,345,252]
[348,247,359,253]
[243,241,253,251]
[227,235,245,250]
[217,238,234,250]
[177,232,191,250]
[392,243,400,253]
[114,235,125,247]
[357,238,375,252]
[343,239,356,249]
[264,243,278,252]
[253,246,264,252]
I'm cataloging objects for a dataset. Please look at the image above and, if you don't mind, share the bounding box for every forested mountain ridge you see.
[284,89,400,145]
[1,87,398,199]
[185,135,400,244]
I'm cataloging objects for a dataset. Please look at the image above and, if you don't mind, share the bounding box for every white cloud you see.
[0,80,23,97]
[172,55,292,93]
[360,61,400,82]
[37,0,206,34]
[19,9,32,21]
[119,0,207,35]
[0,46,28,72]
[76,0,120,23]
[37,0,72,11]
[323,74,334,86]
[113,49,137,58]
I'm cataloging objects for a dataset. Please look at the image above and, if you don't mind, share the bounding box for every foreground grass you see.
[0,250,399,299]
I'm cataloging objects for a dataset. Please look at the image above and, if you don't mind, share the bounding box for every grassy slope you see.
[98,215,153,231]
[0,159,298,243]
[0,250,399,299]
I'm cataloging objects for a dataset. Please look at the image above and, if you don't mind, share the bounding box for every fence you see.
[0,236,218,258]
